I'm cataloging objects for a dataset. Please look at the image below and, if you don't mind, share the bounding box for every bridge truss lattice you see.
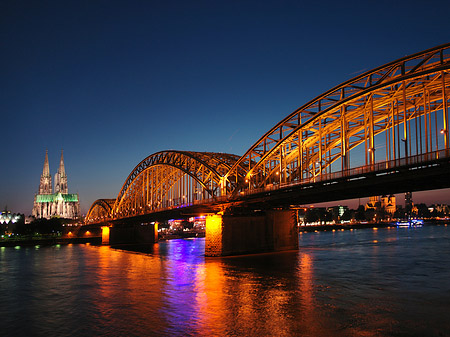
[86,43,450,224]
[111,151,245,218]
[225,43,450,194]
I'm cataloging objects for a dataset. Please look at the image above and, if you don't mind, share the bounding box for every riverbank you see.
[158,231,205,241]
[299,222,390,232]
[2,220,447,247]
[299,219,449,232]
[0,236,102,247]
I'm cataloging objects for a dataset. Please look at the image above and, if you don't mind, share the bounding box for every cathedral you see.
[32,150,81,219]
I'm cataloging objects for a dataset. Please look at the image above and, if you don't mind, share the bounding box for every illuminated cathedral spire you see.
[33,150,80,219]
[38,150,52,195]
[54,149,68,194]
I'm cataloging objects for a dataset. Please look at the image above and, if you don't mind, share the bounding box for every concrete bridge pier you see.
[109,222,158,246]
[101,225,111,245]
[205,209,298,257]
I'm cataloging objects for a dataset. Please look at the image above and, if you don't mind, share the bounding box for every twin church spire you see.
[33,149,80,219]
[38,150,68,195]
[39,150,52,194]
[54,150,68,194]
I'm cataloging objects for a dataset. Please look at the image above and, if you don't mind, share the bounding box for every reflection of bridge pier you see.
[108,222,158,246]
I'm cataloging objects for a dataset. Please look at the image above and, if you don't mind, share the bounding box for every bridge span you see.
[85,43,450,256]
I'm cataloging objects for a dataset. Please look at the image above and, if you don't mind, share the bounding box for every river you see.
[1,224,449,336]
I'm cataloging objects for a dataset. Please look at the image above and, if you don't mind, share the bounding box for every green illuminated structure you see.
[32,150,80,219]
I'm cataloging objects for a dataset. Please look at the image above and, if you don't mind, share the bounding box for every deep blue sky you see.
[1,0,449,215]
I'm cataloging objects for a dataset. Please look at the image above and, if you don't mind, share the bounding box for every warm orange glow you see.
[373,227,378,230]
[194,261,226,333]
[101,226,110,245]
[205,214,222,256]
[86,231,91,235]
[298,253,319,335]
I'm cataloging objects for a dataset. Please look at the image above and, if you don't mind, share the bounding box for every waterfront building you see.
[0,207,22,225]
[428,204,450,216]
[0,207,24,234]
[365,195,396,214]
[365,196,381,211]
[32,150,80,219]
[327,205,349,222]
[380,195,396,214]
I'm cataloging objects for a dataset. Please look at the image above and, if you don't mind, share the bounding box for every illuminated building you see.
[0,207,23,234]
[327,205,349,221]
[366,195,396,214]
[0,208,22,225]
[365,196,381,211]
[380,195,396,214]
[32,150,80,219]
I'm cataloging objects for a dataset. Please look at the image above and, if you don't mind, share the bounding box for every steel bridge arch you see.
[85,198,116,223]
[113,150,245,217]
[225,43,450,193]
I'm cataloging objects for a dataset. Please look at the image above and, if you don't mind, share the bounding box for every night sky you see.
[2,0,450,215]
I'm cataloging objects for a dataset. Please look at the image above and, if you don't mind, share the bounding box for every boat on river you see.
[396,219,424,227]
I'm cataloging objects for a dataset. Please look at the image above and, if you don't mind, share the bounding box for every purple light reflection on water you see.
[0,224,450,336]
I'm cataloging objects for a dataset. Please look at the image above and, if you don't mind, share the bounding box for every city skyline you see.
[2,1,450,215]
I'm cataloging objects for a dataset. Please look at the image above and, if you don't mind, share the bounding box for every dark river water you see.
[1,224,450,336]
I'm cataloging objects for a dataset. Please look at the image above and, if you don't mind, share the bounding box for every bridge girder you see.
[85,198,115,224]
[87,44,450,223]
[112,151,245,218]
[226,43,450,193]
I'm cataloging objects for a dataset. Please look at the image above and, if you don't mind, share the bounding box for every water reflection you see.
[1,225,450,336]
[297,253,316,335]
[194,259,226,335]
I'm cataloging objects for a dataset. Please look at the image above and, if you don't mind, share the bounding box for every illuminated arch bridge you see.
[86,151,246,223]
[86,43,450,224]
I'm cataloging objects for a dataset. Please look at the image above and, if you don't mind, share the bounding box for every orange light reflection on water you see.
[194,260,227,334]
[297,253,317,334]
[94,245,166,334]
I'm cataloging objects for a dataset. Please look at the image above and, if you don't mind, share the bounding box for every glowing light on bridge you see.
[101,226,110,245]
[85,43,450,225]
[205,214,223,257]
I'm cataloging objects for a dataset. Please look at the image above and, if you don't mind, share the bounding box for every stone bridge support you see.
[101,225,110,245]
[205,209,298,256]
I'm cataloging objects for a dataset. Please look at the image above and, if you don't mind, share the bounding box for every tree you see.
[341,209,353,222]
[355,205,366,221]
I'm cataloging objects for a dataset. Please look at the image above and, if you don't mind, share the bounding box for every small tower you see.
[54,150,68,194]
[405,192,413,212]
[38,150,52,195]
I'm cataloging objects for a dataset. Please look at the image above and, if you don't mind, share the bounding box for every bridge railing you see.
[238,149,449,196]
[110,195,231,218]
[104,149,448,221]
